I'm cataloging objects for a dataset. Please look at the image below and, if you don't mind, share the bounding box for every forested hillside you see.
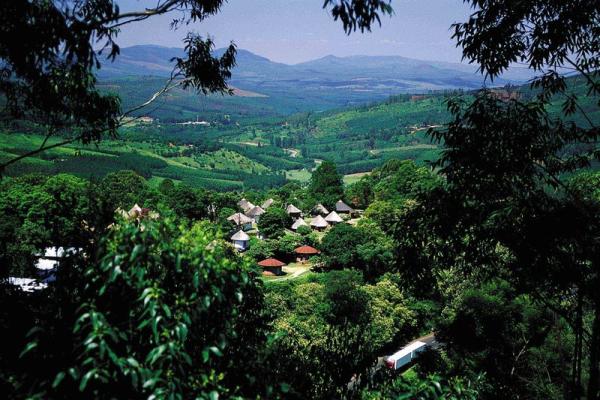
[2,76,596,189]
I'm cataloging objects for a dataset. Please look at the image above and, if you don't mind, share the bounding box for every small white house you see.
[231,230,250,251]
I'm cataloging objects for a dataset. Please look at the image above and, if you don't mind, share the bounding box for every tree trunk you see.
[571,290,583,399]
[587,299,600,399]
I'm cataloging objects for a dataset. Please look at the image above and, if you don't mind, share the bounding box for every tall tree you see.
[431,1,600,396]
[309,161,345,208]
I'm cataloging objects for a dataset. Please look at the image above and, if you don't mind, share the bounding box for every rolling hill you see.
[98,45,534,118]
[4,76,595,191]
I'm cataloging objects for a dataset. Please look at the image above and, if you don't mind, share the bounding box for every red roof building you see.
[257,258,286,276]
[258,258,286,267]
[294,245,320,263]
[294,245,320,255]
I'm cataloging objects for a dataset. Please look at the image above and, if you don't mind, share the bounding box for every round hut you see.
[286,204,302,220]
[227,212,253,229]
[261,198,274,209]
[294,245,320,263]
[291,218,309,231]
[312,203,329,216]
[238,198,255,213]
[310,215,329,231]
[335,200,354,215]
[231,230,250,251]
[257,258,286,276]
[325,211,343,225]
[246,205,266,223]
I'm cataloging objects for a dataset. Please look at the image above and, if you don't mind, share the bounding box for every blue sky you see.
[115,0,474,64]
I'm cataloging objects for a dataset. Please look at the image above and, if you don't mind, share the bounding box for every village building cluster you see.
[227,198,360,277]
[10,199,361,291]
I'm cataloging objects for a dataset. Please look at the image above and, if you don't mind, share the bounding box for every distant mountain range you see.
[98,45,534,114]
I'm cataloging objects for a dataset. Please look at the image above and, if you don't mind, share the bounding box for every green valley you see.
[2,76,596,191]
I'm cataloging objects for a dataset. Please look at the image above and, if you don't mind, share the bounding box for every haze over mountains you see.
[99,45,534,115]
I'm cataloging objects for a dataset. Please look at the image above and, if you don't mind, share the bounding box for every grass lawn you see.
[262,262,313,282]
[286,169,312,182]
[343,171,370,185]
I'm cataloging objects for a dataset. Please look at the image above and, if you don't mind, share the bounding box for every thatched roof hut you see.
[238,198,250,209]
[335,200,354,214]
[238,198,255,212]
[312,203,329,216]
[291,218,308,231]
[246,205,266,219]
[310,215,329,230]
[261,198,274,209]
[227,212,253,226]
[325,211,343,224]
[286,204,302,217]
[231,230,250,241]
[231,230,250,251]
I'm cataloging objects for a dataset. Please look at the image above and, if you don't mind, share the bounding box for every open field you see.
[344,171,371,185]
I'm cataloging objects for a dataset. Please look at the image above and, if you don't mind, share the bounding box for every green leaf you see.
[79,369,96,392]
[52,371,66,388]
[19,341,38,358]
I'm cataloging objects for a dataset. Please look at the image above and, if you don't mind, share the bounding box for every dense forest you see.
[1,0,600,399]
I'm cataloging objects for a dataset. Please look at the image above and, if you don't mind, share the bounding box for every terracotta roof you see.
[231,230,250,241]
[258,258,286,267]
[294,245,320,255]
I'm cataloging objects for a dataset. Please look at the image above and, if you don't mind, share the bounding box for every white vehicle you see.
[8,277,48,293]
[385,340,427,370]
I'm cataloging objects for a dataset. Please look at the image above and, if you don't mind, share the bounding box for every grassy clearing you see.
[343,171,370,185]
[195,149,269,173]
[262,263,315,283]
[286,169,312,183]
